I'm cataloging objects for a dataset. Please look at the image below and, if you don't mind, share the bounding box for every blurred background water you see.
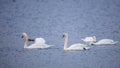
[0,0,120,68]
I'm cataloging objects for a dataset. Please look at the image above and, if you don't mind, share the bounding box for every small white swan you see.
[91,39,118,45]
[21,32,53,49]
[62,33,90,51]
[81,36,96,44]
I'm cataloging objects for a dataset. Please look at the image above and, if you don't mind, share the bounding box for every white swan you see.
[91,39,118,45]
[21,32,53,49]
[62,33,90,51]
[81,36,96,44]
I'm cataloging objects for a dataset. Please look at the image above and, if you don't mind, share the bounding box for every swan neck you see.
[64,35,68,50]
[24,35,29,48]
[93,36,96,42]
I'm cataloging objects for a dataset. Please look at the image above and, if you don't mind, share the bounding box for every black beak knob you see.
[21,35,24,38]
[62,35,65,38]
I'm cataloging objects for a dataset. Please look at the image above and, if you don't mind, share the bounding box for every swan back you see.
[93,39,118,45]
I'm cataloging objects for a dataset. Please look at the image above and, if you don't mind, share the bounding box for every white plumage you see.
[34,38,46,44]
[21,32,53,49]
[62,33,90,51]
[66,43,90,51]
[81,36,96,45]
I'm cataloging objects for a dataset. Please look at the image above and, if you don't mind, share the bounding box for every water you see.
[0,0,120,68]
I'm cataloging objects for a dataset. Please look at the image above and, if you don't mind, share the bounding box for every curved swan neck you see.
[64,34,68,50]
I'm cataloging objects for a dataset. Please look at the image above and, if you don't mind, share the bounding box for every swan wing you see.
[86,37,94,40]
[82,37,95,42]
[35,38,46,44]
[39,44,54,48]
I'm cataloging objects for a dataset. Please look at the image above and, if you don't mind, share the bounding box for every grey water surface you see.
[0,0,120,68]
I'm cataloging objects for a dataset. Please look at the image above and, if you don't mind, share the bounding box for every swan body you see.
[65,43,90,51]
[81,36,96,43]
[62,33,90,51]
[92,39,118,45]
[25,43,52,49]
[21,32,53,49]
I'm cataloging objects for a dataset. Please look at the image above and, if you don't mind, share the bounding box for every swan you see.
[62,33,90,51]
[81,36,96,44]
[91,39,118,45]
[21,32,53,49]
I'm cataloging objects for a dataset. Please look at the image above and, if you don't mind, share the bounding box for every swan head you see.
[21,32,27,38]
[62,33,68,38]
[81,38,85,41]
